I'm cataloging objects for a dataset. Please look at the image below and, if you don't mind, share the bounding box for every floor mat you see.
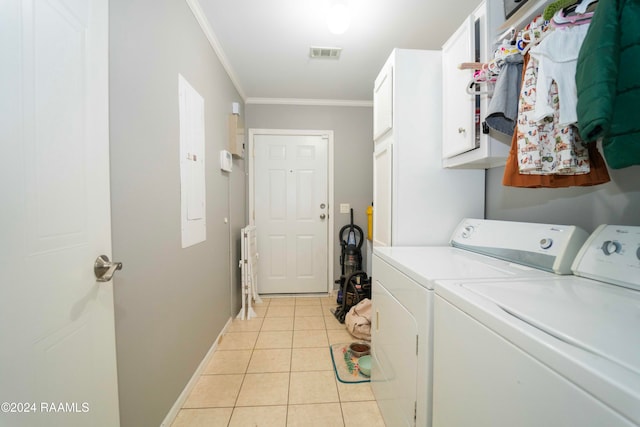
[329,343,371,384]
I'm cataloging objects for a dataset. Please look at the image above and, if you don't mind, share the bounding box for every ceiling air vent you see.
[309,46,342,59]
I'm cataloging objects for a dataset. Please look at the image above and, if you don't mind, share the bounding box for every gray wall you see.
[246,104,373,281]
[486,164,640,232]
[109,1,245,426]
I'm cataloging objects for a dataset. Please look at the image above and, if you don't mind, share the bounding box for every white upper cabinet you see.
[442,0,510,169]
[373,61,393,141]
[442,15,476,159]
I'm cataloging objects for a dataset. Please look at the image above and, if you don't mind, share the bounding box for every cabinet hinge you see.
[414,401,417,423]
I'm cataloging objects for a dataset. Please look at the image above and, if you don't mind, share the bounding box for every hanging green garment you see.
[576,0,640,169]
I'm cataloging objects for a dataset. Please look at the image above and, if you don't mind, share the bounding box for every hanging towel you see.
[485,54,524,137]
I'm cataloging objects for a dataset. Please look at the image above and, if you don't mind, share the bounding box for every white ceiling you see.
[194,0,484,104]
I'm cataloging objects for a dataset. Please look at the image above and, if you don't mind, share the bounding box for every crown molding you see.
[186,0,246,100]
[245,97,373,107]
[185,0,374,109]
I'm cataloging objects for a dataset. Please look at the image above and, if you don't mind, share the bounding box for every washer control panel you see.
[572,225,640,290]
[450,218,589,274]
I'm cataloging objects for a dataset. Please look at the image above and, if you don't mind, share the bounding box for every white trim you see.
[185,0,246,100]
[246,97,373,108]
[328,134,334,293]
[160,316,233,427]
[248,129,335,294]
[185,0,375,108]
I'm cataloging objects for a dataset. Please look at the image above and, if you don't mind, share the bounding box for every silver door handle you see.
[94,255,123,282]
[320,213,326,220]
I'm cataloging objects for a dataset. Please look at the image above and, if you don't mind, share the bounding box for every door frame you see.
[248,128,334,294]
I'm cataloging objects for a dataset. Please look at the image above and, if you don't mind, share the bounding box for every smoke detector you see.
[309,46,342,59]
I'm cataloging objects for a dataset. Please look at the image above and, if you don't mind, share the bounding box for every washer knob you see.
[461,225,474,239]
[540,238,553,250]
[601,240,621,255]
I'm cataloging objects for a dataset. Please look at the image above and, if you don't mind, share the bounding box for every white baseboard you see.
[159,316,233,427]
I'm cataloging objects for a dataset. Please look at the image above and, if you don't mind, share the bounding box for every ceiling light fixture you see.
[327,3,351,35]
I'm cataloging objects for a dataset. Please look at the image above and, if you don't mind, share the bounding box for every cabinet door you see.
[442,15,476,159]
[228,114,245,157]
[372,275,418,427]
[442,1,510,168]
[373,62,393,141]
[373,140,392,247]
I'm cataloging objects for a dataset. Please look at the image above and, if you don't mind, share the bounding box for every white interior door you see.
[254,133,329,294]
[0,0,119,426]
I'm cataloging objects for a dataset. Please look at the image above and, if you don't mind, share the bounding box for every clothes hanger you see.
[466,78,495,96]
[517,15,552,54]
[552,0,597,25]
[544,0,598,20]
[551,8,593,27]
[575,0,598,14]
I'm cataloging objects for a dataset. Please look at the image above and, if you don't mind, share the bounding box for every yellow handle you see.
[366,205,373,241]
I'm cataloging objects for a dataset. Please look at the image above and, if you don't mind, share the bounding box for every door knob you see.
[320,213,326,220]
[94,255,123,282]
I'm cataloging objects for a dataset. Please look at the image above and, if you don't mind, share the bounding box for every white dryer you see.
[371,219,588,427]
[433,225,640,427]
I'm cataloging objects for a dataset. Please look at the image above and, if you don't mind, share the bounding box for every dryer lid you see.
[374,246,553,290]
[465,278,640,375]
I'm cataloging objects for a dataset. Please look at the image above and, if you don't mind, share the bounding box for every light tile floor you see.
[172,296,385,427]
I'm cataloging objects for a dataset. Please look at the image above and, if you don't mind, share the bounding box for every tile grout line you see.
[227,298,270,425]
[286,307,294,426]
[226,314,257,425]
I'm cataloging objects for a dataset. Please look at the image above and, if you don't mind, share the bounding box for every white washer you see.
[371,219,588,427]
[433,225,640,427]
